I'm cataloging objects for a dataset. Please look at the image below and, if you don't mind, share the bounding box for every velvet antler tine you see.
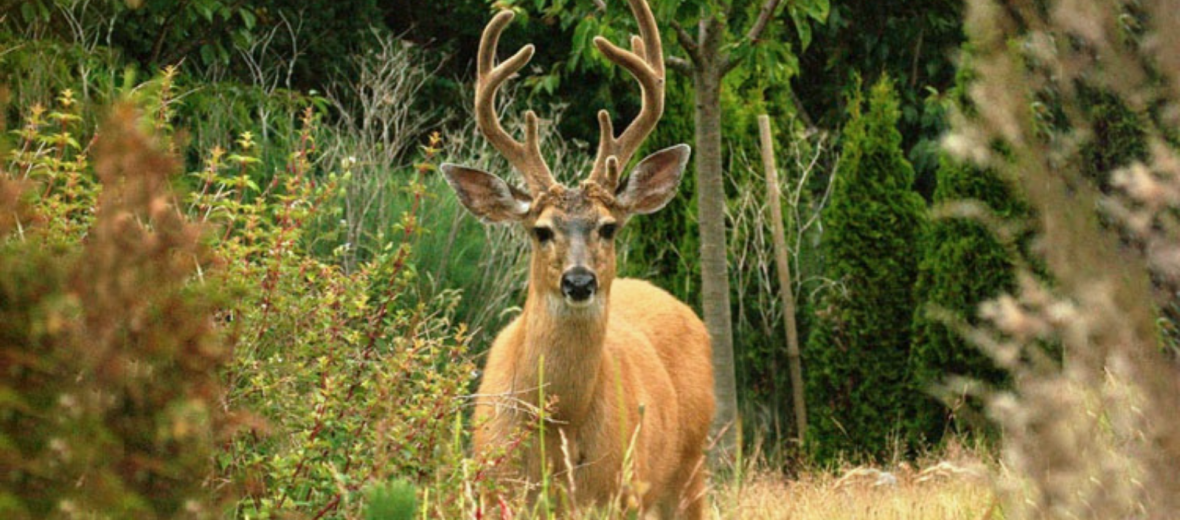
[475,11,555,195]
[605,156,621,189]
[630,35,646,62]
[589,111,616,187]
[478,11,514,77]
[593,37,658,81]
[628,0,662,75]
[589,0,665,189]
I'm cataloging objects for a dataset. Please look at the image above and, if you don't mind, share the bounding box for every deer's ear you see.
[616,144,690,215]
[441,164,532,222]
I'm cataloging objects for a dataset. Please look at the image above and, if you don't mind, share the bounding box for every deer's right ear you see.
[441,164,532,222]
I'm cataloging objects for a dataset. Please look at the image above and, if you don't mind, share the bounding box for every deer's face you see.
[442,144,690,310]
[448,3,681,311]
[526,187,621,308]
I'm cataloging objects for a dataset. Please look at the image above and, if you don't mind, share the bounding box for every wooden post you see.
[757,114,808,442]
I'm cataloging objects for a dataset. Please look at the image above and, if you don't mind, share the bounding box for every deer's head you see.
[442,1,689,311]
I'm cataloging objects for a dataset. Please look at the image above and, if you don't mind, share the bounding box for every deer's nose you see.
[561,267,597,302]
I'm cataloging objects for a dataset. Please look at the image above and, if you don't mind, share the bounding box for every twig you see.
[745,0,784,43]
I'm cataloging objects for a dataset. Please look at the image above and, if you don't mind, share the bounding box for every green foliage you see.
[905,46,1027,446]
[796,0,965,192]
[906,154,1020,445]
[192,109,476,518]
[0,34,128,134]
[2,43,482,517]
[1077,86,1148,188]
[618,75,701,301]
[5,0,384,90]
[364,479,419,520]
[803,77,926,462]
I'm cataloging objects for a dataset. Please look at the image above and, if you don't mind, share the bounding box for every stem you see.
[538,354,550,518]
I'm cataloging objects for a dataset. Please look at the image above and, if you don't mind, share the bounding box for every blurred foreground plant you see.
[950,0,1180,517]
[2,102,234,517]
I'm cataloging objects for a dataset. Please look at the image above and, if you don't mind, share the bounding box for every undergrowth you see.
[0,65,498,518]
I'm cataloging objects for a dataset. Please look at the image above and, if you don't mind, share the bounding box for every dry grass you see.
[714,453,996,519]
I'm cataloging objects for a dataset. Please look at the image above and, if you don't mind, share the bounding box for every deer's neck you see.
[516,287,610,423]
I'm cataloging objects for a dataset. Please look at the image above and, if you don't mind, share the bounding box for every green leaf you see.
[240,8,256,30]
[20,2,35,23]
[804,0,830,21]
[791,8,813,50]
[199,44,216,66]
[572,17,594,58]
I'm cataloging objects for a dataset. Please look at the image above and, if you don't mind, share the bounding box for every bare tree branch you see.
[745,0,783,43]
[670,19,700,64]
[666,55,693,74]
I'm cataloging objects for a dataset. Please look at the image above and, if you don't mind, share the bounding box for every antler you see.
[476,11,556,196]
[588,0,665,191]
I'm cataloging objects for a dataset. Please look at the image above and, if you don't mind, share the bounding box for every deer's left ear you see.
[616,144,691,215]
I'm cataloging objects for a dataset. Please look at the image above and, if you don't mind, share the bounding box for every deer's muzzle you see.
[561,267,597,303]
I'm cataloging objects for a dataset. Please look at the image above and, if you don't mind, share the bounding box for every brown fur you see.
[471,187,715,518]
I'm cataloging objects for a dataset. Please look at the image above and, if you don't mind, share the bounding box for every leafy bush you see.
[2,99,234,517]
[364,478,418,520]
[803,76,927,462]
[906,154,1019,445]
[2,52,484,519]
[185,104,477,518]
[6,0,385,89]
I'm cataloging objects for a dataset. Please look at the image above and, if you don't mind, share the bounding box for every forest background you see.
[3,0,1178,518]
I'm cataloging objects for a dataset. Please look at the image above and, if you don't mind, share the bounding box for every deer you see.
[439,0,715,517]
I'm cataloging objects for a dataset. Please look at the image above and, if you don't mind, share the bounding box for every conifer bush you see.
[803,77,927,462]
[904,53,1027,445]
[906,154,1020,444]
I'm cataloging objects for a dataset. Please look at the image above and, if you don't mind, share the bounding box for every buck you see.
[440,0,715,516]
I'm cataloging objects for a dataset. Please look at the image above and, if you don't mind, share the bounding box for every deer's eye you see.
[599,222,618,240]
[533,226,554,243]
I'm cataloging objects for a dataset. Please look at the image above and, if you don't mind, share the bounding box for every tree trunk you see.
[757,115,807,443]
[693,43,738,466]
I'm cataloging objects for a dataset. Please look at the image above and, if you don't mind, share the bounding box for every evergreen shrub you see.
[803,77,926,462]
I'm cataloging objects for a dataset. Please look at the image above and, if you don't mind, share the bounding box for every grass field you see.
[712,445,996,520]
